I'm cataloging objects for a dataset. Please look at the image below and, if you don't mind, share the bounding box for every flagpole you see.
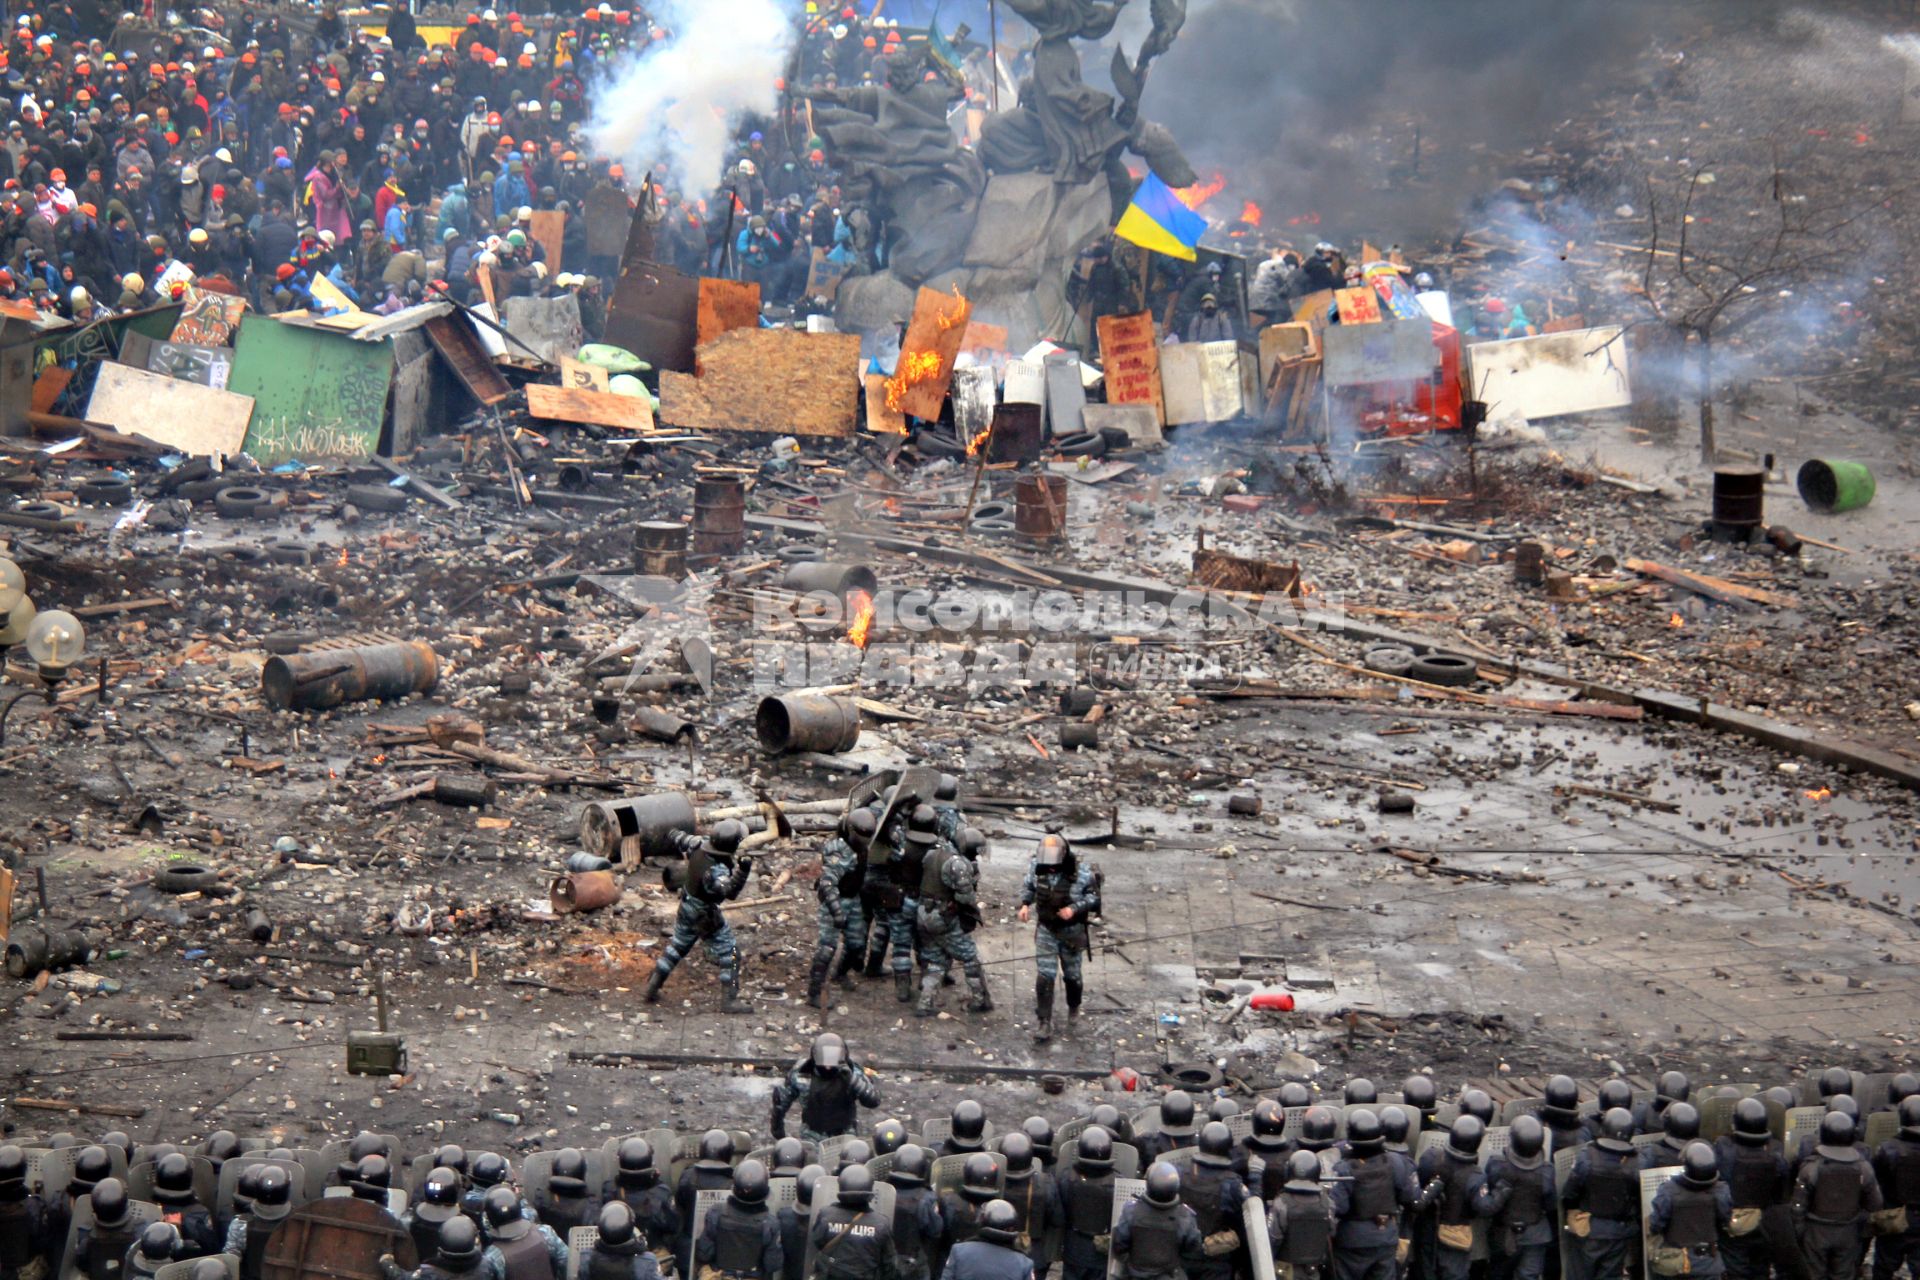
[989,0,999,111]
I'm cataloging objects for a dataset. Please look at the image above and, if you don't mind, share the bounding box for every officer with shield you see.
[607,1140,681,1267]
[402,1172,465,1264]
[576,1204,664,1280]
[887,1148,946,1280]
[645,821,755,1013]
[695,1162,783,1280]
[1649,1144,1731,1280]
[1561,1110,1640,1280]
[70,1178,142,1280]
[678,1133,741,1278]
[1414,1118,1489,1280]
[1268,1153,1336,1280]
[0,1146,45,1280]
[772,1035,884,1143]
[809,811,878,1009]
[1478,1117,1555,1280]
[1871,1097,1920,1280]
[1057,1131,1118,1280]
[1712,1101,1785,1280]
[780,1167,826,1280]
[482,1186,570,1280]
[380,1220,488,1280]
[1017,837,1099,1045]
[1331,1111,1418,1280]
[1112,1165,1202,1280]
[1792,1115,1878,1280]
[997,1135,1058,1280]
[809,1166,897,1280]
[1180,1127,1244,1280]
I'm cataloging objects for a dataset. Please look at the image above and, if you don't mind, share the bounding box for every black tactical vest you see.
[891,1188,929,1265]
[1891,1141,1920,1207]
[87,1223,140,1280]
[1124,1203,1182,1275]
[1276,1194,1332,1266]
[1035,872,1073,916]
[0,1200,35,1268]
[893,845,927,892]
[815,1208,887,1280]
[1066,1174,1113,1236]
[920,853,956,908]
[1585,1153,1638,1221]
[1662,1186,1718,1248]
[589,1249,637,1280]
[1497,1167,1545,1230]
[410,1214,443,1262]
[493,1231,555,1280]
[834,847,865,899]
[1346,1158,1396,1221]
[1810,1159,1863,1221]
[711,1204,769,1276]
[242,1215,278,1280]
[1438,1160,1477,1226]
[1182,1167,1228,1236]
[1727,1146,1779,1209]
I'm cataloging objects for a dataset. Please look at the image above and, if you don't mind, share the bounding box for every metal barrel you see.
[988,404,1044,463]
[632,520,690,579]
[1014,474,1068,543]
[4,926,92,979]
[260,641,439,711]
[1796,459,1876,513]
[1059,722,1100,751]
[1512,541,1546,584]
[1711,466,1766,534]
[690,476,746,561]
[782,562,879,599]
[550,870,622,914]
[755,694,862,754]
[577,791,698,863]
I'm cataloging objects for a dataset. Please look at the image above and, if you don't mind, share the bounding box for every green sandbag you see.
[575,343,652,374]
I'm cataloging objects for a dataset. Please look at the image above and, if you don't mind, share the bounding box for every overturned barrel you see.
[1015,474,1068,544]
[5,926,92,979]
[577,791,698,863]
[1797,459,1876,514]
[782,561,878,599]
[632,520,689,579]
[755,694,862,754]
[550,870,622,914]
[690,476,746,562]
[261,641,439,711]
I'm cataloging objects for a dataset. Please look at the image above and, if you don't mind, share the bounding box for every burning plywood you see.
[661,329,860,437]
[864,374,905,434]
[1097,312,1164,424]
[886,286,972,423]
[1466,325,1630,420]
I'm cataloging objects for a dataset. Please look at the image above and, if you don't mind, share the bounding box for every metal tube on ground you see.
[260,641,439,711]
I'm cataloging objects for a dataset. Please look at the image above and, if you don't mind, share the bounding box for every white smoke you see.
[585,0,796,197]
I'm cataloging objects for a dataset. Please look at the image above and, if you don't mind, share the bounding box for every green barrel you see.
[1796,459,1875,513]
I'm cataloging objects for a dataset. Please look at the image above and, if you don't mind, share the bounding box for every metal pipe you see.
[755,694,862,754]
[781,562,878,599]
[5,926,93,979]
[260,641,439,711]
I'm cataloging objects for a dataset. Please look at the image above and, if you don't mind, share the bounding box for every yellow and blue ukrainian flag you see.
[1114,171,1207,262]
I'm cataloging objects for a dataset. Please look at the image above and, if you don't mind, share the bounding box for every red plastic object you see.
[1111,1066,1140,1091]
[1249,991,1296,1012]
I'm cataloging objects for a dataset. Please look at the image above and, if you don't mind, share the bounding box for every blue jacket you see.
[382,204,410,248]
[493,172,531,214]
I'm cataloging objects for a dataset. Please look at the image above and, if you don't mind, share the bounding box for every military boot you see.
[805,955,832,1009]
[1064,977,1083,1024]
[719,977,753,1015]
[863,947,887,978]
[1033,976,1055,1044]
[965,969,993,1013]
[895,969,915,1004]
[643,964,668,1004]
[915,971,940,1018]
[834,950,864,990]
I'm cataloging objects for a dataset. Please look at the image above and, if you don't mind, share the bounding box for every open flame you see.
[966,426,992,457]
[1804,787,1832,802]
[337,547,350,567]
[886,350,945,412]
[1175,172,1226,210]
[1240,200,1263,227]
[846,589,875,649]
[1668,612,1686,628]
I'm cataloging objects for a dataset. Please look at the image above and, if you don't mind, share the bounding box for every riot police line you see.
[4,1066,1920,1280]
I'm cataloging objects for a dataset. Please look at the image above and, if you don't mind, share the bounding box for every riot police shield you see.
[1242,1192,1276,1280]
[864,1153,896,1183]
[57,1192,162,1280]
[128,1156,218,1211]
[747,1143,820,1172]
[1057,1142,1140,1181]
[1103,1178,1146,1280]
[316,1138,402,1189]
[1639,1167,1682,1280]
[564,1227,598,1280]
[600,1131,682,1198]
[1782,1108,1827,1161]
[1865,1111,1900,1150]
[802,1176,896,1278]
[523,1149,609,1224]
[216,1157,309,1220]
[319,1185,408,1215]
[817,1137,859,1170]
[1553,1147,1577,1280]
[156,1257,238,1280]
[1500,1098,1546,1125]
[931,1153,1007,1199]
[1152,1148,1197,1172]
[1055,1118,1093,1151]
[871,768,942,865]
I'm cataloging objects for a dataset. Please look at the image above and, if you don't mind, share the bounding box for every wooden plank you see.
[30,366,72,414]
[661,329,860,437]
[261,1196,416,1280]
[86,362,254,457]
[527,209,566,275]
[696,278,762,356]
[802,248,850,302]
[1096,312,1164,424]
[1621,558,1797,609]
[526,383,655,432]
[887,286,972,422]
[1335,287,1383,326]
[864,373,904,434]
[558,356,609,392]
[422,313,510,406]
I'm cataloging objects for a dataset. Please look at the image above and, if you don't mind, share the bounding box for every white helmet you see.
[69,286,91,306]
[737,159,756,176]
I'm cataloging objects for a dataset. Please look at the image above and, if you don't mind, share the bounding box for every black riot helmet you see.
[1598,1080,1633,1113]
[597,1202,638,1249]
[1892,1074,1920,1106]
[1206,1099,1239,1124]
[1459,1090,1495,1126]
[136,1222,181,1266]
[812,1032,848,1073]
[254,1164,293,1212]
[1681,1141,1718,1189]
[771,1139,807,1176]
[1251,1099,1287,1142]
[731,1159,769,1205]
[835,1141,872,1172]
[1347,1109,1384,1153]
[0,1147,24,1188]
[1663,1103,1701,1144]
[837,1164,875,1208]
[905,805,939,847]
[1819,1068,1853,1100]
[1277,1083,1312,1110]
[73,1146,112,1192]
[1817,1111,1857,1155]
[154,1152,197,1204]
[617,1139,656,1186]
[1447,1116,1485,1161]
[1764,1086,1798,1113]
[202,1132,240,1168]
[1299,1107,1338,1151]
[349,1134,387,1163]
[471,1153,510,1188]
[1732,1098,1771,1142]
[956,828,987,861]
[1000,1132,1035,1179]
[935,774,960,802]
[871,1118,908,1156]
[1379,1106,1412,1148]
[1160,1091,1197,1134]
[845,809,879,855]
[1022,1116,1054,1161]
[433,1144,469,1178]
[1657,1072,1691,1105]
[421,1169,460,1208]
[1036,834,1070,871]
[977,1199,1021,1246]
[960,1153,1000,1202]
[91,1178,131,1227]
[1401,1076,1437,1114]
[553,1149,587,1184]
[697,1130,735,1165]
[438,1216,483,1268]
[1900,1096,1920,1137]
[1545,1076,1580,1113]
[797,1165,826,1211]
[1283,1151,1322,1191]
[484,1186,529,1237]
[353,1155,391,1201]
[1075,1126,1114,1170]
[47,1135,78,1151]
[1195,1123,1233,1167]
[708,820,746,855]
[1598,1109,1635,1152]
[891,1145,931,1186]
[234,1164,264,1210]
[1828,1096,1861,1122]
[952,1100,987,1144]
[1144,1162,1181,1207]
[1345,1079,1378,1105]
[1508,1115,1545,1165]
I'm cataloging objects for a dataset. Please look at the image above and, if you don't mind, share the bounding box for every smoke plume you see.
[586,0,796,196]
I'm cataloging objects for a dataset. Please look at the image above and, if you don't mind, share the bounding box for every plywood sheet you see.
[558,356,609,391]
[527,210,566,275]
[695,278,762,356]
[526,382,655,432]
[227,319,393,463]
[1096,312,1163,424]
[1160,340,1242,425]
[864,373,905,434]
[605,257,699,373]
[1334,287,1383,326]
[86,361,255,457]
[170,288,247,346]
[1465,326,1631,420]
[661,329,860,437]
[887,286,972,422]
[423,313,510,405]
[1082,402,1162,448]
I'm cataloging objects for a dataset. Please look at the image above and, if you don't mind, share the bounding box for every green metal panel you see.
[228,319,393,463]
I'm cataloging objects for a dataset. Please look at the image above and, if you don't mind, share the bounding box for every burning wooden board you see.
[1193,547,1301,596]
[886,285,972,423]
[660,329,860,437]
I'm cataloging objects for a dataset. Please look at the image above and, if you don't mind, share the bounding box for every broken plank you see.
[424,312,511,406]
[371,455,462,511]
[1622,557,1797,608]
[526,382,656,432]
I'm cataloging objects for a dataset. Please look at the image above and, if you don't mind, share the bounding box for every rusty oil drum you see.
[690,476,746,561]
[1014,473,1068,543]
[632,520,690,579]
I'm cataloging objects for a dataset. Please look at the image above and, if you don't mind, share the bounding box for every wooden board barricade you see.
[1096,312,1163,424]
[86,362,254,457]
[696,278,762,354]
[661,329,860,437]
[1334,287,1383,326]
[260,1196,416,1280]
[528,210,567,275]
[170,288,247,346]
[887,286,972,423]
[527,383,655,432]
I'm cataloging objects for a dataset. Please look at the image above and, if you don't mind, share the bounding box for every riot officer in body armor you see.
[1138,1095,1199,1164]
[810,810,878,1008]
[915,809,991,1018]
[482,1186,570,1280]
[883,798,935,1003]
[1401,1079,1439,1136]
[1180,1125,1245,1280]
[931,776,967,844]
[1584,1085,1635,1147]
[1541,1078,1586,1153]
[1017,836,1099,1045]
[809,1166,897,1280]
[1872,1097,1920,1280]
[936,1156,1003,1278]
[645,820,755,1013]
[887,1147,947,1280]
[944,1105,992,1161]
[1792,1114,1879,1280]
[578,1204,663,1280]
[71,1179,142,1280]
[1714,1100,1787,1280]
[1023,1122,1058,1175]
[1236,1100,1292,1203]
[1643,1106,1704,1173]
[607,1139,680,1263]
[538,1150,599,1234]
[996,1135,1058,1280]
[1269,1152,1337,1280]
[860,788,909,981]
[225,1165,294,1280]
[1649,1144,1731,1280]
[678,1133,740,1279]
[0,1146,45,1280]
[128,1224,183,1280]
[45,1145,112,1267]
[380,1217,487,1280]
[1562,1110,1641,1280]
[944,1201,1035,1280]
[772,1143,811,1181]
[695,1162,782,1280]
[772,1034,883,1142]
[152,1154,219,1258]
[1635,1075,1692,1139]
[779,1166,825,1280]
[1414,1118,1489,1280]
[1479,1116,1556,1280]
[1057,1129,1118,1280]
[1332,1110,1419,1280]
[1112,1164,1202,1280]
